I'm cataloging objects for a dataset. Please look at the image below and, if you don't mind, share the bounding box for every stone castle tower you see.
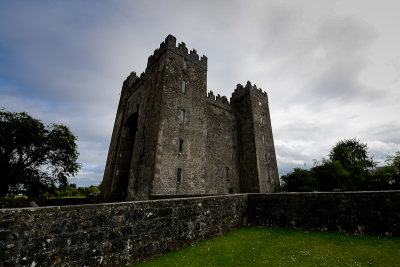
[101,35,280,202]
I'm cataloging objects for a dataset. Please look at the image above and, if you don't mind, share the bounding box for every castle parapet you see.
[121,70,151,98]
[122,72,138,88]
[124,34,209,99]
[207,90,215,100]
[121,72,139,96]
[207,90,233,111]
[231,81,268,100]
[147,34,207,71]
[216,94,230,105]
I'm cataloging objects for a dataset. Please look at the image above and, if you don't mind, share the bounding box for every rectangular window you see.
[177,168,183,183]
[226,167,230,181]
[179,109,186,124]
[262,135,266,144]
[183,60,187,70]
[232,130,237,146]
[181,80,187,93]
[179,139,183,153]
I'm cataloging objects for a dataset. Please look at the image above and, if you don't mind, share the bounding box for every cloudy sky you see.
[1,0,399,186]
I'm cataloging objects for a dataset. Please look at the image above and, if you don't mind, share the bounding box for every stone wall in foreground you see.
[1,191,400,266]
[248,191,400,236]
[0,195,248,266]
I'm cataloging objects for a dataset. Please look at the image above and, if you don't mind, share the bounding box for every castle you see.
[101,35,280,202]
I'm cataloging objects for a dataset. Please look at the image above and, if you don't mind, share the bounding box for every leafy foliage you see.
[0,109,81,196]
[281,138,400,192]
[371,151,400,190]
[48,183,101,198]
[311,160,351,191]
[324,138,376,190]
[329,138,375,170]
[281,168,316,192]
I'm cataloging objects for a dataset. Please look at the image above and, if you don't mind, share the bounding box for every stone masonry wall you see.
[231,87,260,193]
[2,192,399,266]
[0,195,248,266]
[248,191,400,236]
[151,49,208,195]
[205,98,240,194]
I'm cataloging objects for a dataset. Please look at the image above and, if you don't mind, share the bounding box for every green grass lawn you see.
[134,227,400,266]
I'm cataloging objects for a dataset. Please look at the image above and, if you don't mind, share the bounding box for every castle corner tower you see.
[231,82,280,193]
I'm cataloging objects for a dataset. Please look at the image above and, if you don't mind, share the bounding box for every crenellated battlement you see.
[207,90,233,112]
[122,35,208,99]
[207,90,229,104]
[231,81,268,100]
[121,71,146,97]
[147,34,207,71]
[122,72,138,89]
[121,72,138,96]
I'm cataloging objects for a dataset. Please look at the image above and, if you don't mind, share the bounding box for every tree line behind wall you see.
[281,138,400,192]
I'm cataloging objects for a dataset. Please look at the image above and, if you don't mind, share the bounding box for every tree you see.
[372,151,400,190]
[386,151,400,171]
[281,168,316,192]
[387,151,400,188]
[311,160,350,191]
[329,138,375,170]
[50,183,101,198]
[281,139,378,192]
[371,166,394,190]
[328,138,375,190]
[0,109,81,196]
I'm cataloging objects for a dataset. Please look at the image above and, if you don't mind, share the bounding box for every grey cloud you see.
[236,2,378,107]
[365,122,400,144]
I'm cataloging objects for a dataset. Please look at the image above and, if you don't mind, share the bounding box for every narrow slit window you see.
[232,130,237,146]
[226,167,230,181]
[179,109,186,124]
[267,170,271,183]
[262,135,266,144]
[177,168,183,183]
[183,59,187,70]
[179,139,183,153]
[181,80,187,93]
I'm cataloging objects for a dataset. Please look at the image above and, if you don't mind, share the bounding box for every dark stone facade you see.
[101,35,280,202]
[1,191,399,266]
